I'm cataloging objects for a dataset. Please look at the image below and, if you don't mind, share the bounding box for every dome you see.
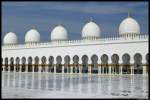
[51,25,68,41]
[119,17,140,35]
[3,32,18,45]
[25,28,40,43]
[82,21,101,39]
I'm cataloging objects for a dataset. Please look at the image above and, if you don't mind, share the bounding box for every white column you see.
[19,62,22,73]
[62,60,65,74]
[44,59,48,73]
[130,60,134,75]
[38,60,42,73]
[119,60,123,75]
[32,61,34,73]
[98,62,101,75]
[8,60,11,72]
[88,60,91,75]
[25,61,28,73]
[142,59,147,76]
[14,60,16,72]
[54,60,56,74]
[70,60,73,74]
[108,60,112,75]
[79,60,82,75]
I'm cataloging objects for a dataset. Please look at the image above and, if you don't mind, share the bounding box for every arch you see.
[48,56,54,72]
[134,53,142,74]
[82,55,88,73]
[56,56,62,73]
[91,54,98,73]
[64,55,71,73]
[111,54,119,74]
[5,57,8,71]
[34,56,39,72]
[28,56,32,72]
[21,57,26,72]
[101,54,109,74]
[41,56,47,72]
[122,53,130,74]
[15,57,20,72]
[73,55,79,73]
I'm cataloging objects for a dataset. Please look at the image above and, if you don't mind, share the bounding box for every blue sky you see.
[2,1,148,43]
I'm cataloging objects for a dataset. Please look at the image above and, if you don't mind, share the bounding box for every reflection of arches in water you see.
[82,55,88,73]
[111,54,119,74]
[5,57,8,71]
[91,54,98,73]
[64,55,70,73]
[56,56,62,73]
[15,57,20,72]
[122,53,130,74]
[73,55,79,73]
[48,56,54,72]
[21,57,26,72]
[146,53,149,73]
[28,57,32,72]
[41,56,47,72]
[34,56,39,72]
[101,54,108,74]
[134,53,142,74]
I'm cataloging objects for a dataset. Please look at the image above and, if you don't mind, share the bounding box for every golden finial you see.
[90,17,93,22]
[128,11,131,18]
[32,26,36,29]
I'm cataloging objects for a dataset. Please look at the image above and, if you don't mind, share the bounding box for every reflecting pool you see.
[2,72,148,99]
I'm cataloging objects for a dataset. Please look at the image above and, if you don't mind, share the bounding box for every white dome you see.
[119,17,140,35]
[82,21,101,39]
[25,28,40,43]
[3,32,18,45]
[51,25,68,41]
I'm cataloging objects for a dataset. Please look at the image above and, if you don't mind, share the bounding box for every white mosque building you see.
[2,15,149,75]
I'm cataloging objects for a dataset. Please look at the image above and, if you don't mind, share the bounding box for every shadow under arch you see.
[15,57,20,72]
[64,55,71,73]
[101,54,108,74]
[111,54,119,74]
[41,56,47,72]
[134,53,142,74]
[82,55,88,73]
[73,55,79,73]
[56,56,62,73]
[21,57,26,72]
[34,56,39,72]
[48,56,54,72]
[91,54,98,73]
[122,53,130,74]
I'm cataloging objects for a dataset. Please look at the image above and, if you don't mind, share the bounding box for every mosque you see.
[1,15,149,75]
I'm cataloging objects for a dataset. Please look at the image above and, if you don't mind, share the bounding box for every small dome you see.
[119,17,140,35]
[25,28,40,43]
[51,25,68,41]
[3,32,18,45]
[82,21,101,39]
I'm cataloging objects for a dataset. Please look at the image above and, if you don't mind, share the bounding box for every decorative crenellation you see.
[2,34,149,49]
